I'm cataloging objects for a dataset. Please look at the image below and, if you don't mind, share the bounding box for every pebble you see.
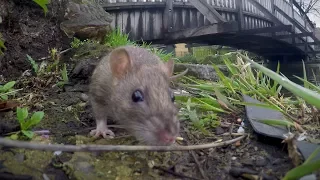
[80,93,89,102]
[215,127,225,135]
[14,154,25,163]
[255,157,268,167]
[231,157,237,160]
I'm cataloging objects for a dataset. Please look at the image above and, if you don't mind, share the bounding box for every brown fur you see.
[89,45,180,146]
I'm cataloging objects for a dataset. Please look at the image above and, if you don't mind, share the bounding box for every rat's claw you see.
[90,128,115,139]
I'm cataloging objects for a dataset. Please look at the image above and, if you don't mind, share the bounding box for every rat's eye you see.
[132,90,144,102]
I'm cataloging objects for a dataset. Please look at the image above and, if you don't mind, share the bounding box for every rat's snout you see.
[158,130,176,144]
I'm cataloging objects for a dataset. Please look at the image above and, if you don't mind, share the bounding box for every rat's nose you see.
[159,131,175,144]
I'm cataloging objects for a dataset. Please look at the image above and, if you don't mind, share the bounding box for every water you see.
[265,61,320,86]
[265,61,320,97]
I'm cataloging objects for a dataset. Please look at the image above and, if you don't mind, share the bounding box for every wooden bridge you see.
[95,0,320,61]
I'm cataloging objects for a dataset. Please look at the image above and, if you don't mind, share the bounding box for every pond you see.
[266,60,320,86]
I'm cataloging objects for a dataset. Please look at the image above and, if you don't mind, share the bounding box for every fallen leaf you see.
[282,133,303,166]
[0,100,20,112]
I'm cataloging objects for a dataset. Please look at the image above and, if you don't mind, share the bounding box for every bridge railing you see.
[97,0,317,52]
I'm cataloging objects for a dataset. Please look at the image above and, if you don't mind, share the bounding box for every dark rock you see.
[215,126,225,135]
[241,158,254,166]
[14,153,25,163]
[229,167,258,177]
[174,63,229,81]
[255,157,268,167]
[296,140,320,162]
[60,0,113,42]
[70,58,100,79]
[271,158,283,165]
[242,94,288,140]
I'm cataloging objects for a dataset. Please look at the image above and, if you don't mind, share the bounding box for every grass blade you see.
[239,53,320,110]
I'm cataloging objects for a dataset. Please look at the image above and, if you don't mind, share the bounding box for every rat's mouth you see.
[157,130,176,145]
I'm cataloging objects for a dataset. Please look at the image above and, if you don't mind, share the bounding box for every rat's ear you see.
[109,48,131,79]
[162,59,174,77]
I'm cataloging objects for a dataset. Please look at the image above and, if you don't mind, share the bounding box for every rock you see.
[174,63,229,81]
[14,153,25,163]
[60,0,113,43]
[255,157,268,167]
[215,126,225,135]
[241,158,254,166]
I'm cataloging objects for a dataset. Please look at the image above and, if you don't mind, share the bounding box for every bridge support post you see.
[270,0,276,37]
[289,0,296,45]
[164,0,174,33]
[236,0,244,30]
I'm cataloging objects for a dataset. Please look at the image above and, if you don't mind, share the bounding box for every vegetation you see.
[1,2,320,178]
[0,81,17,100]
[9,107,45,140]
[32,0,49,16]
[0,33,6,55]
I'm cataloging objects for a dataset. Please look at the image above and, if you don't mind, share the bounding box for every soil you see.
[0,1,305,180]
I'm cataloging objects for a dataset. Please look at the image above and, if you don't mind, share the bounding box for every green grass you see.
[0,33,6,55]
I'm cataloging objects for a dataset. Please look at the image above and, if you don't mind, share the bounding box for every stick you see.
[0,134,247,152]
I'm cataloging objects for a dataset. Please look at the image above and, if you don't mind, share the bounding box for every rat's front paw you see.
[90,128,115,139]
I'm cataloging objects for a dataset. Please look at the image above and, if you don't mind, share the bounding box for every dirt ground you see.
[0,1,296,180]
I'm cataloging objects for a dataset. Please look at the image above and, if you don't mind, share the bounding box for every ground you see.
[0,1,304,180]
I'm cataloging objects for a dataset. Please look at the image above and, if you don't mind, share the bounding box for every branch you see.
[0,134,247,152]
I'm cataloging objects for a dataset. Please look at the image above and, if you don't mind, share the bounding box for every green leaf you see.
[33,0,49,16]
[22,130,34,139]
[23,111,44,130]
[2,81,15,92]
[231,101,280,111]
[304,147,320,165]
[16,107,28,125]
[30,111,44,126]
[282,159,320,180]
[302,60,309,89]
[0,94,8,100]
[294,75,320,93]
[256,119,295,127]
[10,133,19,140]
[239,53,320,110]
[26,54,39,74]
[61,63,69,82]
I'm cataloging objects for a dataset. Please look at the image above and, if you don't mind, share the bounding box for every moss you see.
[72,41,111,61]
[0,136,54,179]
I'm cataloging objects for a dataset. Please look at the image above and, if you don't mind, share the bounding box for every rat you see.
[88,45,188,146]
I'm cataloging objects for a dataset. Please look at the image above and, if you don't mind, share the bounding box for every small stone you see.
[237,118,242,123]
[271,158,283,165]
[235,141,241,147]
[241,158,254,166]
[14,153,25,162]
[254,147,258,151]
[80,93,89,102]
[148,160,155,168]
[237,126,245,133]
[255,157,268,167]
[215,127,225,135]
[231,157,237,160]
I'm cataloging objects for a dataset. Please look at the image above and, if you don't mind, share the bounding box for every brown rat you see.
[88,45,187,146]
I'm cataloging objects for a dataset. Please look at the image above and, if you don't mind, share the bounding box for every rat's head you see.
[108,46,183,146]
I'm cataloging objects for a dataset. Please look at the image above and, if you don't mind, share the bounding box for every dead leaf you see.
[0,100,20,112]
[282,133,303,167]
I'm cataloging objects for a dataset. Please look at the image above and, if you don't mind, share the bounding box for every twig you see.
[190,151,208,180]
[0,134,247,152]
[184,128,209,180]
